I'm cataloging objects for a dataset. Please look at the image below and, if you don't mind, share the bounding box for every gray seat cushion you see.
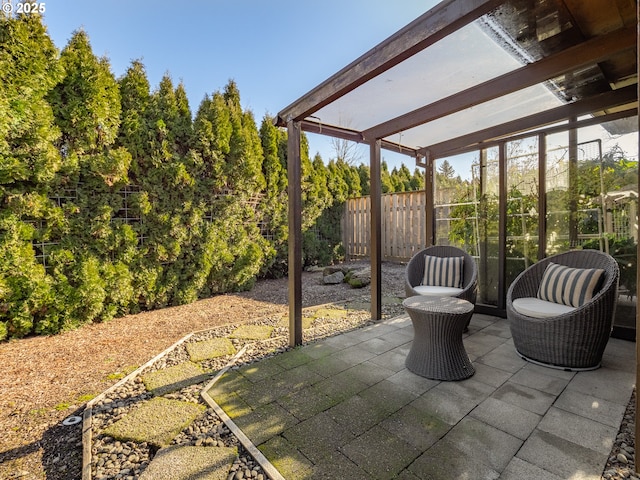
[413,285,465,297]
[512,297,576,318]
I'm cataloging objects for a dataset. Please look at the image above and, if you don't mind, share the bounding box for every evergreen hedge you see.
[0,13,425,340]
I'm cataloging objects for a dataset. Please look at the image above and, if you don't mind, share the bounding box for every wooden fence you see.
[342,190,427,262]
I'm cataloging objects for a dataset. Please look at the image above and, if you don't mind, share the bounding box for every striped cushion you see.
[537,262,605,308]
[422,255,464,288]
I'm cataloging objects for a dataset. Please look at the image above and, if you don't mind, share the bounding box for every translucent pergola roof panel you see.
[312,20,524,136]
[387,83,563,150]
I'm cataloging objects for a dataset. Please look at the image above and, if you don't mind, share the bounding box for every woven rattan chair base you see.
[403,296,474,381]
[515,349,601,372]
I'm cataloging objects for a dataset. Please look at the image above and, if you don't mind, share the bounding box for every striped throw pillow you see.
[422,255,464,288]
[537,262,605,308]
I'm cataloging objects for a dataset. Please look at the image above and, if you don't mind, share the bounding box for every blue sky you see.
[40,1,437,169]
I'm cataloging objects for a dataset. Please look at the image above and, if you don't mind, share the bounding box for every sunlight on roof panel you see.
[388,83,562,149]
[312,20,524,135]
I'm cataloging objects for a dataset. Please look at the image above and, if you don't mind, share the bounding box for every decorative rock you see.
[322,266,344,276]
[323,271,344,284]
[617,453,629,464]
[346,267,371,288]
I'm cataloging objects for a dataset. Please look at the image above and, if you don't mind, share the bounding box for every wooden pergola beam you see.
[299,120,419,157]
[275,0,503,126]
[363,25,637,141]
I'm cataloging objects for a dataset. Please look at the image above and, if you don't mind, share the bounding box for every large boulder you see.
[323,271,345,284]
[345,267,371,288]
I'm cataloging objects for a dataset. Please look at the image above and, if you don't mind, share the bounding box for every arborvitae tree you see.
[190,82,270,296]
[302,154,332,265]
[259,116,288,277]
[301,145,331,230]
[174,82,193,156]
[0,12,63,186]
[223,81,265,194]
[48,29,134,324]
[0,12,65,339]
[409,167,425,191]
[49,30,121,158]
[380,161,394,193]
[116,60,151,175]
[337,159,362,198]
[192,92,230,189]
[357,164,371,196]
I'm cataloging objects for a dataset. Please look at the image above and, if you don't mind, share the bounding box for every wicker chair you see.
[405,245,478,304]
[507,249,619,371]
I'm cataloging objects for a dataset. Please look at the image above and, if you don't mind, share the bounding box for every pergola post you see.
[425,153,435,246]
[635,3,639,472]
[370,140,382,320]
[287,120,302,347]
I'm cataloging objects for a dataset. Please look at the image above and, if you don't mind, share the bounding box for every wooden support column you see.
[425,153,435,246]
[635,3,639,471]
[287,120,302,346]
[498,142,507,311]
[568,124,579,249]
[370,140,382,320]
[538,134,547,260]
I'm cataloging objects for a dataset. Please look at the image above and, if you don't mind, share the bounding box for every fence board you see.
[343,191,427,262]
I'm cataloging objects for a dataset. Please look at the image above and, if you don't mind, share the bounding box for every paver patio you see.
[207,313,636,480]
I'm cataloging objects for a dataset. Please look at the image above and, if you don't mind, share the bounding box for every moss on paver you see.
[258,435,313,480]
[229,324,273,340]
[103,397,205,447]
[232,402,299,446]
[238,357,286,384]
[276,385,339,421]
[139,445,237,480]
[283,411,356,465]
[207,373,252,418]
[270,348,313,370]
[340,425,421,478]
[186,338,236,362]
[142,361,209,396]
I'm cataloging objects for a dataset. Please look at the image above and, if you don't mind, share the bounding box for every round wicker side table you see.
[403,296,475,381]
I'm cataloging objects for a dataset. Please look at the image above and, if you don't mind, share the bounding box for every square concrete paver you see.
[536,406,617,455]
[470,396,541,440]
[500,457,563,480]
[517,430,610,479]
[491,381,556,415]
[553,389,626,428]
[408,439,500,480]
[341,425,421,479]
[442,416,522,472]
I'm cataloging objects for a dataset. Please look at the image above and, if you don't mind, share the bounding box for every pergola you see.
[276,0,638,346]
